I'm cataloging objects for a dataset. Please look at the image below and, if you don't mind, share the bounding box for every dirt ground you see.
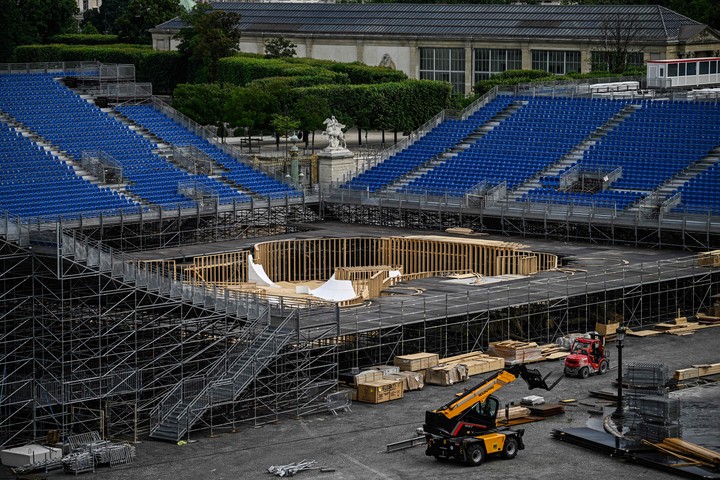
[4,326,718,480]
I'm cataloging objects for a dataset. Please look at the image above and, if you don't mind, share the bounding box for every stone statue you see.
[322,115,347,150]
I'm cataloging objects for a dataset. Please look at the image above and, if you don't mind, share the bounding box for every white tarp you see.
[310,274,357,302]
[247,254,280,289]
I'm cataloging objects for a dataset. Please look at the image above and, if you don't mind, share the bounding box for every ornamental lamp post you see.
[612,325,627,420]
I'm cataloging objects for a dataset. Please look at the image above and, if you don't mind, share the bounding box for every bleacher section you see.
[524,100,720,209]
[340,95,719,215]
[674,163,720,215]
[0,121,138,219]
[0,73,249,213]
[115,105,300,199]
[400,97,628,196]
[342,96,515,192]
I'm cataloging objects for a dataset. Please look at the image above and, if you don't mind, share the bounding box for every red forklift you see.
[563,332,609,378]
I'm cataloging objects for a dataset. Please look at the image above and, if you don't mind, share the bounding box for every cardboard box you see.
[357,379,404,403]
[595,322,620,337]
[393,352,439,372]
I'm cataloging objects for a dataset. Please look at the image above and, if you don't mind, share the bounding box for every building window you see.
[473,49,522,82]
[590,51,645,72]
[419,48,466,94]
[532,50,581,74]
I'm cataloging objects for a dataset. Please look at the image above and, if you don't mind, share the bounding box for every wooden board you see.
[393,352,439,372]
[627,330,663,337]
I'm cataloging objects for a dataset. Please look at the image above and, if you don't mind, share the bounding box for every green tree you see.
[264,36,297,59]
[114,0,183,44]
[83,0,128,35]
[227,85,276,152]
[270,114,301,155]
[176,3,242,82]
[0,0,77,62]
[291,94,330,149]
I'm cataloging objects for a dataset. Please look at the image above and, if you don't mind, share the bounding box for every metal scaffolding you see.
[1,198,718,447]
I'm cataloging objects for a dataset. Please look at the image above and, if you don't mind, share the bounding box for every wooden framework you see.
[181,236,558,302]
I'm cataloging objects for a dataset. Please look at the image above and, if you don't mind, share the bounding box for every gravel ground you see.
[2,328,718,480]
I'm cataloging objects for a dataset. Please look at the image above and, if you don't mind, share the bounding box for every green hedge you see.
[171,79,453,134]
[13,45,186,94]
[216,56,348,86]
[47,34,121,45]
[294,80,453,132]
[248,74,347,89]
[286,58,408,84]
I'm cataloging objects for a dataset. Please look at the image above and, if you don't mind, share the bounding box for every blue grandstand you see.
[0,73,252,218]
[115,105,300,199]
[342,96,515,192]
[0,121,139,219]
[341,94,720,215]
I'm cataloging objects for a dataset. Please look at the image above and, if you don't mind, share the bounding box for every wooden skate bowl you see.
[180,235,558,306]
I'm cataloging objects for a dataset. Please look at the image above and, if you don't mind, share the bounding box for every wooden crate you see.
[357,379,404,403]
[595,322,620,337]
[393,352,439,372]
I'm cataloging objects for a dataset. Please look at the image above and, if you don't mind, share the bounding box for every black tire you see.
[564,367,573,377]
[598,360,609,375]
[501,437,519,459]
[580,367,590,379]
[465,443,485,466]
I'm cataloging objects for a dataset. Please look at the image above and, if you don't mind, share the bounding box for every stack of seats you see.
[0,73,249,210]
[115,105,300,199]
[525,100,720,210]
[0,121,139,220]
[342,96,515,192]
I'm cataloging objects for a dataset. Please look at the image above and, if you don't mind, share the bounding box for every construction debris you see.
[527,403,565,417]
[383,371,425,391]
[267,460,318,477]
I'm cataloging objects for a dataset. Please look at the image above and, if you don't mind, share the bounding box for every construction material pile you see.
[645,438,720,468]
[673,362,720,383]
[425,351,504,386]
[488,341,543,364]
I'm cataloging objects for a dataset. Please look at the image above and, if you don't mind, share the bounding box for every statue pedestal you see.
[317,148,355,190]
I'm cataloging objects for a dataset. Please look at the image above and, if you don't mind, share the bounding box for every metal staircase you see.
[149,312,295,442]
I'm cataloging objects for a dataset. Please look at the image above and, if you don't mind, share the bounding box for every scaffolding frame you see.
[1,198,718,447]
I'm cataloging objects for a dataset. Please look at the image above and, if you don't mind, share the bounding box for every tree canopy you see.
[176,3,242,82]
[264,36,298,59]
[113,0,184,44]
[0,0,77,62]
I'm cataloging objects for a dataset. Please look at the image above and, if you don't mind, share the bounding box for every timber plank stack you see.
[648,438,720,467]
[488,341,543,364]
[538,343,569,360]
[674,362,720,382]
[425,351,505,386]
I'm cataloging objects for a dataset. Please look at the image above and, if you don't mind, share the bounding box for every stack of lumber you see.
[697,312,720,324]
[488,341,543,364]
[425,351,505,386]
[647,438,720,467]
[653,315,717,336]
[538,343,569,360]
[383,371,425,391]
[393,352,439,372]
[674,362,720,381]
[595,322,620,341]
[498,406,531,422]
[527,403,565,417]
